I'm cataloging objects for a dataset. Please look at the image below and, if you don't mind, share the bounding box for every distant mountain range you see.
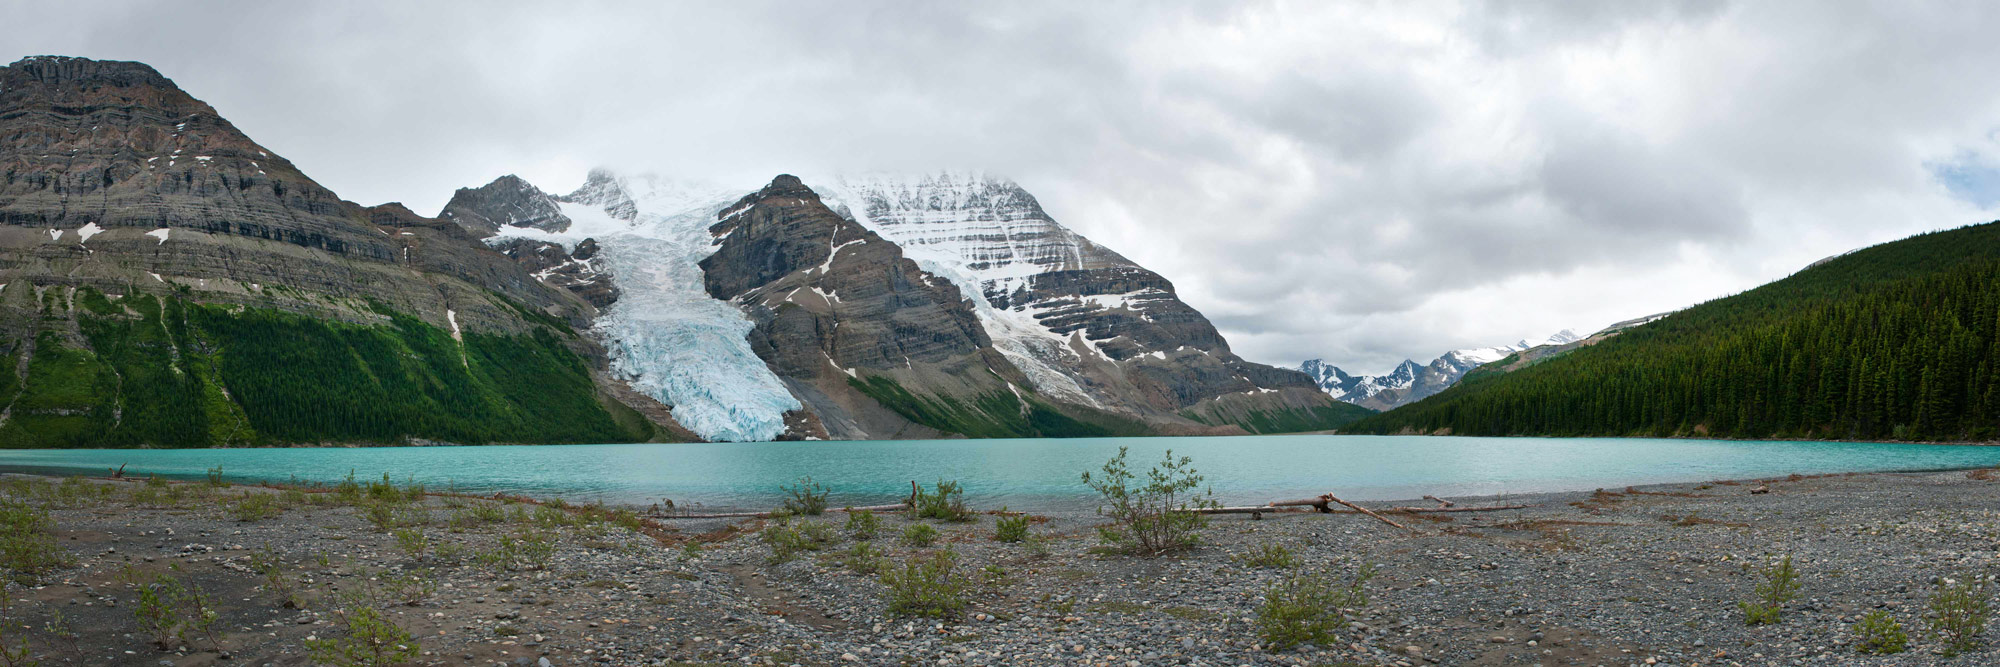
[0,55,1365,447]
[1298,331,1580,411]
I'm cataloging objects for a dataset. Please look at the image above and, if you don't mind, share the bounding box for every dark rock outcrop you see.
[439,174,571,236]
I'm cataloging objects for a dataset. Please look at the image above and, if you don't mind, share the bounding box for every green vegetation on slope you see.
[847,375,1148,438]
[1183,402,1376,434]
[1346,221,2000,441]
[0,289,649,448]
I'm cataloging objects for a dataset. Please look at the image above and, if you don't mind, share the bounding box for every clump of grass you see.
[231,492,280,522]
[845,509,881,540]
[910,480,975,522]
[993,510,1030,543]
[1255,563,1375,652]
[903,523,940,548]
[1237,543,1299,569]
[1850,609,1908,655]
[0,500,70,585]
[881,551,970,618]
[764,521,837,564]
[842,541,886,575]
[1927,576,1991,657]
[781,476,830,516]
[1739,554,1801,626]
[1082,447,1216,557]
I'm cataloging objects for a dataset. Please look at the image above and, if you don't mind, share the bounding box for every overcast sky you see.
[9,0,2000,374]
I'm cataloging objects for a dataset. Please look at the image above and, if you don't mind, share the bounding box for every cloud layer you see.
[8,0,1999,373]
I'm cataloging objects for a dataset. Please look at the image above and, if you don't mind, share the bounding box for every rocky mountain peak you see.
[5,55,171,87]
[562,168,639,221]
[439,174,571,237]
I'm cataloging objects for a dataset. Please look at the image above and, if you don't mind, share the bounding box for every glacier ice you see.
[492,174,801,442]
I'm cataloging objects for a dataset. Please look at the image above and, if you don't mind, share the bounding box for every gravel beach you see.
[5,467,2000,666]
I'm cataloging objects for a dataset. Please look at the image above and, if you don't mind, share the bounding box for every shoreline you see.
[3,468,2000,664]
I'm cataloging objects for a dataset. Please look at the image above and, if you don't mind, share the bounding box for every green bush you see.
[1255,563,1374,652]
[910,480,974,522]
[903,523,940,548]
[1082,447,1217,556]
[477,530,556,571]
[1739,554,1801,626]
[1238,543,1299,569]
[845,509,881,540]
[249,549,305,609]
[880,551,970,618]
[305,597,421,667]
[781,476,830,516]
[128,567,221,652]
[843,541,886,575]
[1927,577,1991,657]
[993,510,1030,543]
[231,492,280,522]
[1851,609,1908,655]
[205,465,229,488]
[0,500,69,585]
[764,521,836,564]
[393,529,429,559]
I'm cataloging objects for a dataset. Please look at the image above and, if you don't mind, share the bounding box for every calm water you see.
[2,435,1996,511]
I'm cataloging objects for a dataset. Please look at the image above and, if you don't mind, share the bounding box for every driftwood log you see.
[652,502,909,520]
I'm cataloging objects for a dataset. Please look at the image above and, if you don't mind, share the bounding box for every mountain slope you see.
[813,172,1366,433]
[0,56,666,447]
[1345,222,2000,441]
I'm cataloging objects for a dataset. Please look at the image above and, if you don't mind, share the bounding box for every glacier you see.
[492,173,801,442]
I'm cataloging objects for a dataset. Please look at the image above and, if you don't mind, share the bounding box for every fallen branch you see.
[1386,504,1534,514]
[1317,493,1416,533]
[1423,494,1454,508]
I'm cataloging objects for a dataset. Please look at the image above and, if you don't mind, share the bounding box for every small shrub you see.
[880,551,970,618]
[1850,609,1908,655]
[305,596,421,667]
[903,523,940,547]
[478,530,556,571]
[677,541,703,562]
[381,570,437,606]
[845,509,881,540]
[205,465,228,488]
[1739,554,1801,626]
[393,529,429,559]
[993,510,1030,543]
[910,480,974,522]
[843,541,886,574]
[781,476,830,516]
[1255,563,1375,652]
[1082,447,1217,557]
[334,470,362,504]
[249,549,305,609]
[129,567,220,651]
[764,521,836,564]
[1927,577,1991,657]
[0,500,70,584]
[1238,543,1299,569]
[362,502,398,533]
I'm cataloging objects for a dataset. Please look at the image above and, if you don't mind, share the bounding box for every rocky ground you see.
[3,467,1999,666]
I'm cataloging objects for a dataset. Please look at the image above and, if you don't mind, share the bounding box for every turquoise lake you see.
[2,435,1997,511]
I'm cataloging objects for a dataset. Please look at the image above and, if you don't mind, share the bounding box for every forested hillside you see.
[1345,221,2000,441]
[0,287,654,448]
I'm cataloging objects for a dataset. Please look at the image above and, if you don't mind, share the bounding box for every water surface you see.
[2,436,1995,511]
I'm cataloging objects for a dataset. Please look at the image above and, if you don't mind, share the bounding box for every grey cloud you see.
[5,0,1998,373]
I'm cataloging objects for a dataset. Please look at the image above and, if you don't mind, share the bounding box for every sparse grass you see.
[231,492,281,522]
[1255,563,1375,652]
[1237,542,1300,569]
[842,541,886,575]
[380,570,438,606]
[880,551,970,619]
[1927,576,1990,656]
[1739,554,1801,626]
[393,529,429,560]
[902,523,940,548]
[249,549,306,609]
[477,530,556,571]
[1851,609,1908,655]
[763,521,837,564]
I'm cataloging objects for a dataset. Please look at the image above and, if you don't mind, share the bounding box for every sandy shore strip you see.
[1,467,1997,666]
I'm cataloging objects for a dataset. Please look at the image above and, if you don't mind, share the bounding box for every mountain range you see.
[0,55,1366,447]
[1298,331,1580,411]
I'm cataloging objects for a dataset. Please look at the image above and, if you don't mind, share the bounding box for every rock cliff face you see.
[439,175,571,236]
[0,56,679,447]
[815,173,1357,431]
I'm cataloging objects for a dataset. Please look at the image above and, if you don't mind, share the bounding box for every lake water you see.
[2,435,1996,511]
